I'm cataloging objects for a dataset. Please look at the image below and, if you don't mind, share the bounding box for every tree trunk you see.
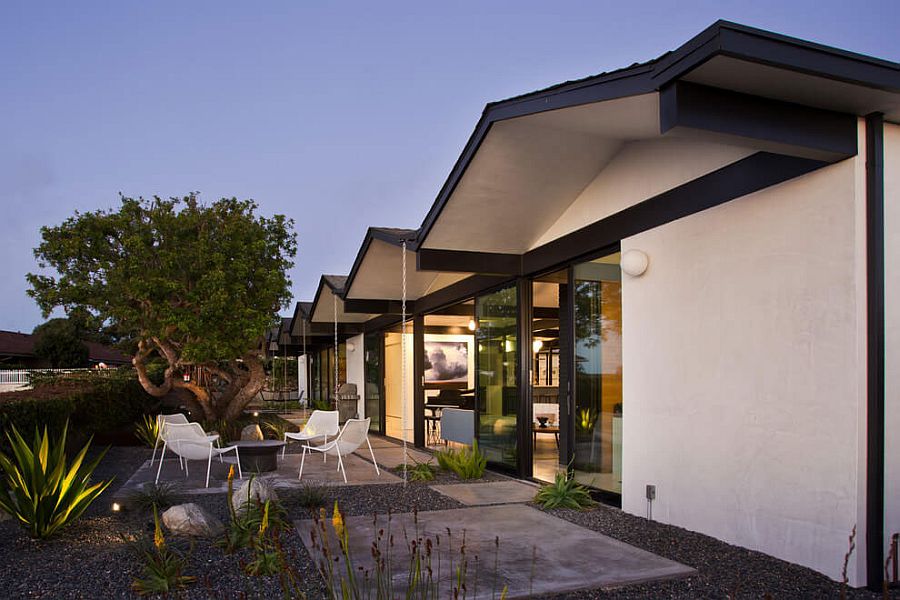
[223,354,265,420]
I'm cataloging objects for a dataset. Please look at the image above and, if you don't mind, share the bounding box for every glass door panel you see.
[476,285,518,470]
[364,332,383,433]
[572,253,623,494]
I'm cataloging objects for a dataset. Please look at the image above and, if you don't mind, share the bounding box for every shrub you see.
[533,470,597,510]
[127,482,180,511]
[220,471,289,554]
[131,506,194,596]
[394,456,438,482]
[0,421,113,538]
[435,441,487,480]
[0,370,154,450]
[134,414,159,448]
[295,481,328,511]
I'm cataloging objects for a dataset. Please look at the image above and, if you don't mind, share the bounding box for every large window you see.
[572,253,623,494]
[476,284,518,471]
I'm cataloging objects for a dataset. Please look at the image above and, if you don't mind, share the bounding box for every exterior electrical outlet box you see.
[646,484,656,500]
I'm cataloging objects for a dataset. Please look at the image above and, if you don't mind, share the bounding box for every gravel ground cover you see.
[2,445,897,599]
[536,503,900,600]
[0,445,464,599]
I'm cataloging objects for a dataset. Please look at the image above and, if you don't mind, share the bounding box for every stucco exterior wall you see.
[620,149,867,584]
[884,122,900,555]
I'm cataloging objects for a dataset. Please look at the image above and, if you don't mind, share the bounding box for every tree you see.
[27,195,297,420]
[32,318,89,368]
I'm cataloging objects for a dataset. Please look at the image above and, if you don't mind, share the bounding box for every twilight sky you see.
[1,1,898,332]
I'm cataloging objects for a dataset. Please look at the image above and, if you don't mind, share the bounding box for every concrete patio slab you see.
[430,480,539,505]
[368,443,434,469]
[114,449,399,501]
[297,504,695,598]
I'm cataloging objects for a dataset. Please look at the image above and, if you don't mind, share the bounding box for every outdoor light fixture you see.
[467,319,476,331]
[621,249,649,277]
[252,411,260,418]
[532,339,543,353]
[111,502,121,513]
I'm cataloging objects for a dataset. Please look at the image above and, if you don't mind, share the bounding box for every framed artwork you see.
[424,340,469,384]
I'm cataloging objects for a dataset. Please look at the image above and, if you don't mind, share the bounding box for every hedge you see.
[0,370,155,448]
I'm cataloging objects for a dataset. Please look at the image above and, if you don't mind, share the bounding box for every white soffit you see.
[531,137,756,248]
[345,239,470,300]
[683,55,900,122]
[310,285,374,323]
[422,93,660,254]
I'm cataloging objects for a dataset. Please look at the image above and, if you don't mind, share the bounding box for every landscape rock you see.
[231,477,278,513]
[240,424,264,441]
[161,503,224,537]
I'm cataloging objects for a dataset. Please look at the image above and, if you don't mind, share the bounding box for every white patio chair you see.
[282,409,339,460]
[155,422,242,488]
[299,418,379,483]
[150,413,189,466]
[150,413,221,467]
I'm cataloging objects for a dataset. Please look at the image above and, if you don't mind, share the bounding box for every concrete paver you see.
[297,503,695,599]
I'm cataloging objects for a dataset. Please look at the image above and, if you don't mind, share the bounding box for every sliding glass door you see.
[476,285,518,471]
[364,332,383,433]
[572,253,623,494]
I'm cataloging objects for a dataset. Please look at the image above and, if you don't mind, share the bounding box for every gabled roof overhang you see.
[415,20,900,262]
[308,274,373,325]
[339,226,472,312]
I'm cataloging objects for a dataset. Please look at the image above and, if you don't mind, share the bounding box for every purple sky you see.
[2,1,898,332]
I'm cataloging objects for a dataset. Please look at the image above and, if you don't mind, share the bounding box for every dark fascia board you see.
[660,81,858,161]
[653,20,900,93]
[343,227,419,302]
[415,20,900,249]
[304,321,364,336]
[417,248,522,275]
[308,275,346,323]
[343,298,417,315]
[523,151,827,275]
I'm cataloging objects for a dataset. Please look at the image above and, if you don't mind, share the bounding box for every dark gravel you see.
[0,445,463,599]
[3,446,896,599]
[534,503,900,600]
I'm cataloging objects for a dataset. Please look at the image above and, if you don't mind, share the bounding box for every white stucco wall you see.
[345,334,365,419]
[620,149,868,584]
[884,122,900,553]
[531,138,755,248]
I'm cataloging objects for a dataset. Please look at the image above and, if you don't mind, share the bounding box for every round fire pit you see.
[233,440,286,472]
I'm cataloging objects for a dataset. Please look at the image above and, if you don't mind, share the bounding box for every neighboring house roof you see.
[0,330,131,365]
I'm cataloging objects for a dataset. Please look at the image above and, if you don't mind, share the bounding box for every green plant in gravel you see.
[295,481,328,511]
[533,470,597,510]
[220,470,289,554]
[131,505,194,596]
[0,421,113,539]
[127,481,180,511]
[435,441,487,480]
[394,456,438,482]
[133,414,159,448]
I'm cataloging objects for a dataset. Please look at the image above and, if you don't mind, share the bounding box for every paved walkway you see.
[297,503,695,599]
[431,480,539,505]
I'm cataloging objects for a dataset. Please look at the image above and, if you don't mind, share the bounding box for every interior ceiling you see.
[424,314,471,327]
[533,281,561,308]
[346,239,470,300]
[422,94,660,254]
[683,55,900,122]
[310,285,374,323]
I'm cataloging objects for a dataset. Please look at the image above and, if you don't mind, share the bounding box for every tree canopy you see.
[28,195,297,419]
[32,318,89,368]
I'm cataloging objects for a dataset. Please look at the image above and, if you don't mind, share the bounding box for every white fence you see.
[0,368,101,392]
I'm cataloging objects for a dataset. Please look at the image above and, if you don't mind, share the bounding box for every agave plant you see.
[133,414,160,448]
[533,470,597,510]
[0,421,113,539]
